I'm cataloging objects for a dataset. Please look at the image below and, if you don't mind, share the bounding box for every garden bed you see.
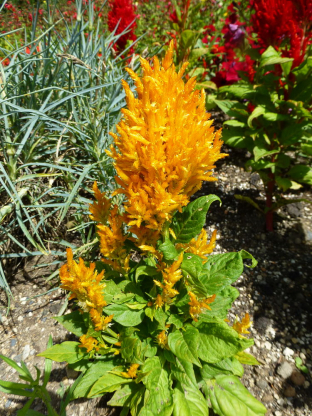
[0,145,311,416]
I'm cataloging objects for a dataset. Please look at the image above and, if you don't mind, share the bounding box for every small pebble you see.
[277,362,293,379]
[284,385,296,398]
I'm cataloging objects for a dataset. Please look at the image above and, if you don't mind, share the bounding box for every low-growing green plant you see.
[215,46,312,231]
[0,336,84,416]
[36,42,266,416]
[0,0,140,296]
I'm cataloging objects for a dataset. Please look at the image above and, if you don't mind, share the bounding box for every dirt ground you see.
[0,144,312,416]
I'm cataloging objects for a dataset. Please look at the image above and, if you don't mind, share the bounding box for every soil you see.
[0,143,312,416]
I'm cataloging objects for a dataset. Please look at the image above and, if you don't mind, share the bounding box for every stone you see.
[262,393,274,403]
[22,344,30,361]
[290,370,305,386]
[10,338,17,347]
[303,381,310,389]
[277,362,293,379]
[256,379,268,390]
[284,385,296,397]
[275,412,283,416]
[283,347,294,358]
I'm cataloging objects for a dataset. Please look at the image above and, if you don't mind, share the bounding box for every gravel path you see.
[0,146,311,416]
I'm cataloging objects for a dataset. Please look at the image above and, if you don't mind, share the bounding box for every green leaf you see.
[181,253,207,297]
[121,336,145,365]
[54,311,88,337]
[223,120,246,127]
[38,342,85,364]
[195,81,217,90]
[262,112,289,122]
[207,287,240,320]
[108,383,144,407]
[288,165,312,185]
[140,362,173,416]
[253,146,279,162]
[173,384,208,416]
[88,374,130,397]
[168,325,201,367]
[172,195,221,244]
[197,321,253,363]
[295,357,309,374]
[201,357,244,379]
[235,351,260,366]
[181,30,196,50]
[167,314,184,329]
[0,380,34,397]
[171,357,197,388]
[219,84,254,99]
[135,265,160,282]
[158,238,179,261]
[201,251,257,292]
[104,304,145,327]
[259,46,293,68]
[204,375,267,416]
[214,100,249,118]
[72,360,118,398]
[247,106,265,127]
[190,47,210,60]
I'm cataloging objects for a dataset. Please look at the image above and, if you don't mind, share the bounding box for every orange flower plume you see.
[107,40,226,242]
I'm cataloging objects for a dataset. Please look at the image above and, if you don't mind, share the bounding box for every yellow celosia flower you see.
[121,363,140,379]
[188,291,216,321]
[79,334,99,353]
[90,310,114,332]
[107,40,226,243]
[154,253,184,307]
[97,205,127,258]
[177,229,217,260]
[89,181,111,224]
[59,248,106,313]
[233,313,252,337]
[156,330,169,350]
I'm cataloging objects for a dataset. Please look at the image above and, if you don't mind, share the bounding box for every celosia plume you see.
[59,248,109,330]
[107,41,226,242]
[108,0,137,52]
[188,291,216,321]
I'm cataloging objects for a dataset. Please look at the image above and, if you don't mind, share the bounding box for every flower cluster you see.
[250,0,312,68]
[188,291,216,321]
[233,313,252,337]
[107,41,226,244]
[59,248,109,330]
[107,0,137,52]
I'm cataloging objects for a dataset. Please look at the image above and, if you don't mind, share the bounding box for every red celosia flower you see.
[108,0,137,52]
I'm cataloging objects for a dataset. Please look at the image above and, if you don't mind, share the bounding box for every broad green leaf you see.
[172,195,221,244]
[201,251,257,291]
[197,321,253,363]
[259,46,293,68]
[223,120,246,127]
[181,253,208,297]
[288,165,312,185]
[171,357,197,388]
[190,47,210,60]
[168,325,201,367]
[158,238,179,261]
[201,357,244,379]
[214,100,249,118]
[204,375,266,416]
[72,360,116,398]
[195,81,217,90]
[140,363,173,416]
[219,84,254,99]
[181,30,196,50]
[253,146,279,162]
[54,311,88,337]
[104,304,145,326]
[121,336,145,364]
[262,112,289,122]
[276,176,293,192]
[103,280,122,303]
[301,143,312,156]
[167,314,184,329]
[108,383,144,406]
[135,265,160,282]
[173,384,208,416]
[88,374,130,397]
[207,286,240,319]
[247,106,265,127]
[235,351,260,366]
[38,342,85,364]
